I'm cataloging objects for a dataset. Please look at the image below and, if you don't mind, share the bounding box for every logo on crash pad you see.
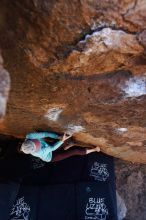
[85,197,108,220]
[10,197,30,220]
[90,162,109,181]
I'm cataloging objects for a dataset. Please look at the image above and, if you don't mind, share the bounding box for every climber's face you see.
[21,140,35,154]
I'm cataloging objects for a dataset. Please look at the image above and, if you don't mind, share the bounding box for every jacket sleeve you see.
[26,132,59,140]
[51,140,64,152]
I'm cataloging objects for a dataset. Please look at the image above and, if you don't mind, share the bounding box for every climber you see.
[20,131,100,162]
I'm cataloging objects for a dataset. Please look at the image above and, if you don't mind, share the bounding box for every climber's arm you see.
[26,132,59,140]
[51,140,64,152]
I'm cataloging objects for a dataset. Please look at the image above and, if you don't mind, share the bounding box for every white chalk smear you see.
[116,128,128,134]
[121,76,146,98]
[0,94,7,117]
[116,191,127,220]
[45,107,63,122]
[66,124,85,135]
[79,28,124,49]
[117,128,128,132]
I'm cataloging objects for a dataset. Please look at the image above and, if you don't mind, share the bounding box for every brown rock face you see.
[0,0,146,163]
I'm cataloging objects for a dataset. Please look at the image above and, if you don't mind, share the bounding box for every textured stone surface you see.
[116,159,146,220]
[0,0,146,163]
[51,28,144,75]
[0,53,10,121]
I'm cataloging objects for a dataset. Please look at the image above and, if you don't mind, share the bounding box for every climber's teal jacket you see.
[26,132,63,162]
